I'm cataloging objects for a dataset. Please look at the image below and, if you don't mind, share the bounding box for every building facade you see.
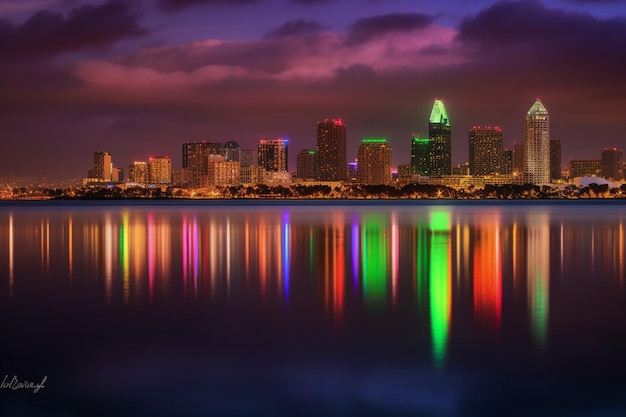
[550,139,562,182]
[91,151,112,182]
[410,136,430,176]
[296,149,318,180]
[601,148,623,180]
[429,99,452,177]
[129,162,148,184]
[258,138,288,172]
[316,119,347,181]
[357,139,392,185]
[149,156,172,184]
[182,141,222,188]
[570,160,601,178]
[512,142,524,177]
[468,126,504,176]
[524,99,550,184]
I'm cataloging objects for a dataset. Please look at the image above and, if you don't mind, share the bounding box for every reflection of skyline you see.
[3,206,626,367]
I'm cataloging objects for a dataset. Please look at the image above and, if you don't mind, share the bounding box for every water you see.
[1,200,626,416]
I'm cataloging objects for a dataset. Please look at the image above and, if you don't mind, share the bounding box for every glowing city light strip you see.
[120,213,130,304]
[147,214,154,303]
[104,214,113,303]
[68,217,73,283]
[351,216,359,291]
[391,211,399,307]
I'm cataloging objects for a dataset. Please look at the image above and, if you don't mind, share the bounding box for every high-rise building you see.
[149,156,172,184]
[524,99,550,184]
[347,160,358,181]
[129,161,148,184]
[316,119,347,181]
[468,126,504,176]
[550,139,562,182]
[429,99,451,177]
[258,138,288,172]
[223,141,241,162]
[570,160,601,178]
[601,148,624,180]
[357,139,392,185]
[91,151,112,182]
[512,142,524,176]
[207,155,225,186]
[215,160,241,186]
[410,136,430,176]
[296,149,318,180]
[182,141,222,188]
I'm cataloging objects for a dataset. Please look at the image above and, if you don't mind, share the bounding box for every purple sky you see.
[1,0,625,181]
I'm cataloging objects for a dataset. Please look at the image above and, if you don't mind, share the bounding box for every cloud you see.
[157,0,259,12]
[0,0,144,60]
[346,13,434,46]
[263,19,327,39]
[290,0,332,4]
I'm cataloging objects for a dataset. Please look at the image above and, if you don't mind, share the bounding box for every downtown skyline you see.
[1,0,625,181]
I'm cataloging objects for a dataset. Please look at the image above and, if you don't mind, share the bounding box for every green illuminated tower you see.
[411,135,430,176]
[429,99,452,177]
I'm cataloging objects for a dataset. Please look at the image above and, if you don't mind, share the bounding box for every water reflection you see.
[2,204,626,369]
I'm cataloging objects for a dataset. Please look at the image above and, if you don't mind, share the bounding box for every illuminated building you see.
[316,119,347,181]
[91,151,112,182]
[411,136,430,176]
[296,149,318,179]
[241,166,266,185]
[357,139,392,185]
[524,99,550,184]
[207,155,224,186]
[182,141,222,188]
[469,126,504,176]
[601,148,623,180]
[570,160,601,178]
[148,156,172,184]
[258,138,288,172]
[550,139,561,182]
[129,162,148,184]
[347,160,358,181]
[214,160,240,186]
[451,163,470,176]
[223,141,241,162]
[429,99,451,177]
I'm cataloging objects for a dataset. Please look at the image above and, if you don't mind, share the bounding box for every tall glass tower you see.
[524,99,550,185]
[429,99,451,177]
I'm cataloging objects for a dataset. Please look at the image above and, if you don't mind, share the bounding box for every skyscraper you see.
[524,99,550,185]
[357,139,392,185]
[91,151,112,182]
[601,148,624,180]
[149,156,172,184]
[129,161,148,184]
[550,139,562,182]
[258,138,288,172]
[429,99,451,177]
[316,119,347,181]
[183,141,222,188]
[468,126,504,176]
[410,136,430,176]
[512,142,524,177]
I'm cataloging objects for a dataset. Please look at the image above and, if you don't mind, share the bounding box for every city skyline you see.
[1,0,625,181]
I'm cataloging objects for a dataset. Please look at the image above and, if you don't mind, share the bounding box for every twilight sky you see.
[1,0,625,182]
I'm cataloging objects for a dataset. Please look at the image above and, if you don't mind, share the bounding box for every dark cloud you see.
[346,13,434,46]
[157,0,259,12]
[290,0,332,4]
[263,19,326,39]
[0,1,144,60]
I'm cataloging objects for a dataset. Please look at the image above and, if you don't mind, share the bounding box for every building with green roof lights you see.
[429,99,452,177]
[357,138,392,185]
[411,136,430,176]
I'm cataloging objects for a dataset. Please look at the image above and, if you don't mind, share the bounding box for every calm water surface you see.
[1,201,626,416]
